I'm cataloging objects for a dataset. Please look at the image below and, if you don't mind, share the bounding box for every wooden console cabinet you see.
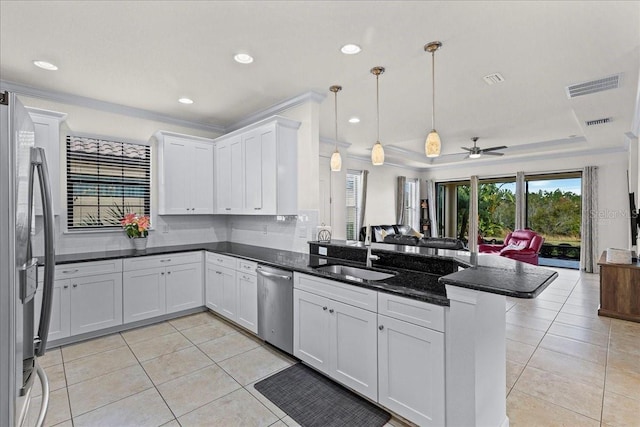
[598,252,640,323]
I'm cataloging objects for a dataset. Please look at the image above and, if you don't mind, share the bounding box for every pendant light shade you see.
[424,41,442,158]
[329,85,343,172]
[371,141,385,165]
[370,66,385,166]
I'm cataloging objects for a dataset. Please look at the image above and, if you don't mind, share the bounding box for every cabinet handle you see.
[72,284,78,288]
[160,259,171,263]
[379,325,384,331]
[216,271,222,275]
[62,269,78,274]
[191,208,195,211]
[323,306,328,311]
[161,272,164,275]
[63,285,69,289]
[225,208,231,211]
[329,309,334,313]
[167,271,171,275]
[254,207,261,210]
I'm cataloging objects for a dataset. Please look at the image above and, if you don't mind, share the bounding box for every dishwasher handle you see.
[256,268,292,281]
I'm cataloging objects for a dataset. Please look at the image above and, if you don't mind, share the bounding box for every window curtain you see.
[425,179,439,237]
[358,170,369,231]
[396,176,406,225]
[469,175,479,252]
[580,166,598,272]
[515,171,526,230]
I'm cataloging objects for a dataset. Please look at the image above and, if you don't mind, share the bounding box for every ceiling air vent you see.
[483,73,505,85]
[566,74,621,98]
[585,117,612,127]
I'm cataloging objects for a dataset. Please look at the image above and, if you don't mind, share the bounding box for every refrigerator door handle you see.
[34,360,50,427]
[31,147,55,357]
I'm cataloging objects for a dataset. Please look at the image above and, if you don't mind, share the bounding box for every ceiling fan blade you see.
[482,151,504,156]
[481,145,508,152]
[461,147,472,152]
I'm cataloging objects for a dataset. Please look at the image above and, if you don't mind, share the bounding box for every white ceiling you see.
[1,1,639,168]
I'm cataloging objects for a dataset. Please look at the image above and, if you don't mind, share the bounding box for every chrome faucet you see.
[366,246,379,268]
[364,225,379,268]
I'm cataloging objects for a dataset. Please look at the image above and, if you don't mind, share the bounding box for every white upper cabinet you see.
[155,131,214,215]
[214,116,300,215]
[26,107,67,216]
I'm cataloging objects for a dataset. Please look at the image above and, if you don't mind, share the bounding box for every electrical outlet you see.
[263,225,268,235]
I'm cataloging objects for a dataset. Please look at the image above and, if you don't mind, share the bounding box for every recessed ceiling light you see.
[348,117,360,124]
[340,44,362,55]
[234,53,254,64]
[178,97,194,104]
[33,60,58,71]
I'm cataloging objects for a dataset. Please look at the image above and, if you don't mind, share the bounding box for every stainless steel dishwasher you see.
[256,265,293,354]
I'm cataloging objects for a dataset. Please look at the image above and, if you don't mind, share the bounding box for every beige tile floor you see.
[28,267,640,427]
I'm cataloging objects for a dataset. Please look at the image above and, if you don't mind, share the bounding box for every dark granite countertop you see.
[44,239,558,306]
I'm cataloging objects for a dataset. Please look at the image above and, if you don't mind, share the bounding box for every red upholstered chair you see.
[478,229,545,265]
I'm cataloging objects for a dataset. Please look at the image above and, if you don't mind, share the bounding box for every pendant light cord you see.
[376,74,380,142]
[431,50,436,130]
[334,90,338,148]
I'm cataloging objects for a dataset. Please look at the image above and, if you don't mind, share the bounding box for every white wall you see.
[20,95,229,255]
[425,149,631,257]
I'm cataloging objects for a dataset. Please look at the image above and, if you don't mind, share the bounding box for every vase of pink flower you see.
[121,213,150,250]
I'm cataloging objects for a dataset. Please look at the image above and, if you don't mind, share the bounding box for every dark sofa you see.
[359,225,465,250]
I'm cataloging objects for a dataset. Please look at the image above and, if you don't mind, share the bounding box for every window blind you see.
[346,171,362,240]
[66,135,151,230]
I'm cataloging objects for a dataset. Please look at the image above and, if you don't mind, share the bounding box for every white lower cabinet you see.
[205,253,258,334]
[70,273,123,335]
[377,310,445,426]
[236,270,258,333]
[37,260,124,342]
[123,253,203,323]
[35,278,71,342]
[293,275,378,401]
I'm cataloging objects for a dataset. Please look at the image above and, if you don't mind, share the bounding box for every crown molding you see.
[24,106,68,121]
[226,91,326,133]
[320,137,351,149]
[1,80,226,133]
[347,153,425,172]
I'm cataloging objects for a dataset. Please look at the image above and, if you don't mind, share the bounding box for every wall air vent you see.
[585,117,612,127]
[483,73,505,85]
[566,74,621,98]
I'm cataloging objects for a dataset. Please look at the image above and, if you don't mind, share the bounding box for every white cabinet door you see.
[160,136,191,214]
[35,279,71,342]
[243,131,262,212]
[205,263,224,312]
[207,265,236,320]
[378,314,445,427]
[255,125,277,214]
[229,137,244,213]
[70,272,123,336]
[330,299,378,401]
[236,272,258,334]
[214,138,232,213]
[166,262,203,313]
[123,267,166,323]
[27,108,66,216]
[191,142,214,214]
[293,289,330,372]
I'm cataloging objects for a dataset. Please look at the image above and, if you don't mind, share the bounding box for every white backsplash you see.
[33,211,317,256]
[229,210,318,254]
[33,215,228,256]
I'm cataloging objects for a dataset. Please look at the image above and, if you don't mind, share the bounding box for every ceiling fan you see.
[461,137,507,159]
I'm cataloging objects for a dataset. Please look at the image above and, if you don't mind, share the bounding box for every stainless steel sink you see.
[314,264,397,281]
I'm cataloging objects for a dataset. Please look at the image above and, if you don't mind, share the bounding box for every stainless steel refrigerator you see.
[0,91,56,426]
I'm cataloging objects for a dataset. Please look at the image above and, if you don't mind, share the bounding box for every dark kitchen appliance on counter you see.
[256,265,293,354]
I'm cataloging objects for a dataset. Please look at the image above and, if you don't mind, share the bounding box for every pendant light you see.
[425,41,442,158]
[329,85,342,172]
[370,66,385,166]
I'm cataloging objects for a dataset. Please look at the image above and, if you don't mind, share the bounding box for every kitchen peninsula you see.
[42,240,556,427]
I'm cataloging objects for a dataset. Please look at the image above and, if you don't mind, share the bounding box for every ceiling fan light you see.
[330,149,342,171]
[371,141,385,165]
[425,130,441,157]
[469,153,482,159]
